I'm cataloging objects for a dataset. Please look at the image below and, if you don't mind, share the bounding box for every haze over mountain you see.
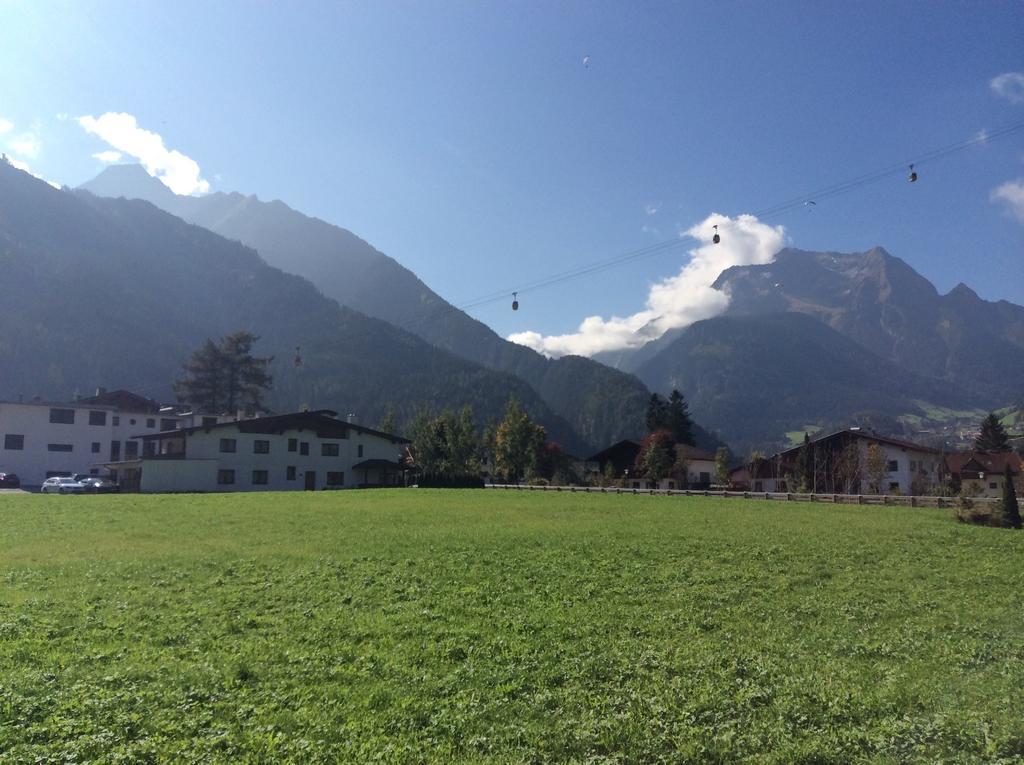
[1,162,598,450]
[79,164,676,451]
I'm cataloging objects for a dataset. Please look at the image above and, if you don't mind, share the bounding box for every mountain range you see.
[79,164,666,452]
[1,161,596,450]
[22,162,1018,459]
[601,247,1024,455]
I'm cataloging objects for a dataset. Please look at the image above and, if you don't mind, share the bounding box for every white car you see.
[40,477,86,494]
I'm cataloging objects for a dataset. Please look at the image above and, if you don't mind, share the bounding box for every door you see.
[304,471,316,491]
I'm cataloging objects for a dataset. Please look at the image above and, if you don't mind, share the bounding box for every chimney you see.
[95,387,107,397]
[346,413,358,424]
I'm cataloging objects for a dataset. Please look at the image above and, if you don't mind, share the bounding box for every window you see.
[143,441,156,457]
[49,408,75,424]
[754,481,763,492]
[990,482,998,490]
[91,442,101,453]
[125,441,139,458]
[3,434,24,450]
[112,416,120,426]
[219,438,237,453]
[254,440,270,454]
[286,466,297,481]
[887,460,898,472]
[160,418,177,431]
[89,410,107,426]
[300,442,309,456]
[202,416,218,427]
[129,419,137,426]
[217,469,235,485]
[252,470,269,485]
[321,442,339,457]
[110,440,121,461]
[888,482,900,492]
[288,438,297,452]
[909,460,917,472]
[47,443,73,452]
[357,444,363,458]
[699,471,711,484]
[146,418,155,428]
[327,471,344,485]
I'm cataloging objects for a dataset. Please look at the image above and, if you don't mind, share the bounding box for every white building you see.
[106,409,410,493]
[0,389,188,488]
[740,429,942,495]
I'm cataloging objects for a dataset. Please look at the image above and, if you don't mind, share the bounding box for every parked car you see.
[77,476,120,493]
[40,477,86,494]
[0,472,20,488]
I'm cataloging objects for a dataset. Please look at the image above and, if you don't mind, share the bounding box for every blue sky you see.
[1,1,1022,353]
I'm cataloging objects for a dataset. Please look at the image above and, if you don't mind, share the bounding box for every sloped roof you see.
[139,410,410,444]
[675,443,715,461]
[945,451,1022,476]
[77,389,162,413]
[352,458,403,471]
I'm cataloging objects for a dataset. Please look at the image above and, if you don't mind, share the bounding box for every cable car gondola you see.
[712,224,720,244]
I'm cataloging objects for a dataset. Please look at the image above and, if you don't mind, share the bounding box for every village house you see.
[103,409,409,493]
[585,439,717,489]
[733,429,943,495]
[944,451,1022,498]
[0,388,191,488]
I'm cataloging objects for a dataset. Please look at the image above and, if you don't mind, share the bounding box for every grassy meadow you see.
[1,490,1022,763]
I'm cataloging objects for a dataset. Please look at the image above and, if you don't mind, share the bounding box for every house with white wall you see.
[105,409,409,493]
[739,429,942,495]
[945,451,1022,498]
[0,388,188,488]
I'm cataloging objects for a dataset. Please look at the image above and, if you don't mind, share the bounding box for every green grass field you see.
[2,490,1022,763]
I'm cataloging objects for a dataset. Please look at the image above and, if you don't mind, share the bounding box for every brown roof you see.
[945,451,1022,476]
[674,443,715,461]
[77,389,163,413]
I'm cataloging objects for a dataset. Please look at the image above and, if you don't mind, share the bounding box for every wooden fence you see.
[483,484,1001,509]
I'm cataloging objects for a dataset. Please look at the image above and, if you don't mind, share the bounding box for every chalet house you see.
[104,409,409,493]
[944,451,1022,498]
[737,429,942,495]
[0,388,189,488]
[585,439,716,489]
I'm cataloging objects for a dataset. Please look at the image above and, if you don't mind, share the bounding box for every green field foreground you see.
[1,491,1022,763]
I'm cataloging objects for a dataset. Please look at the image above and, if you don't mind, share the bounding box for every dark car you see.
[76,475,120,493]
[0,472,20,488]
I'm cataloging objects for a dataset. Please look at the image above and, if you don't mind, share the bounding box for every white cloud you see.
[0,117,12,135]
[92,150,123,163]
[77,112,209,195]
[8,132,41,158]
[645,203,660,216]
[508,213,786,358]
[991,178,1024,223]
[991,72,1024,103]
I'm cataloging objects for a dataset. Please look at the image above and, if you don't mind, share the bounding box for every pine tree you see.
[173,331,272,413]
[976,413,1011,452]
[645,393,668,433]
[377,406,397,435]
[1002,462,1021,529]
[666,389,695,446]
